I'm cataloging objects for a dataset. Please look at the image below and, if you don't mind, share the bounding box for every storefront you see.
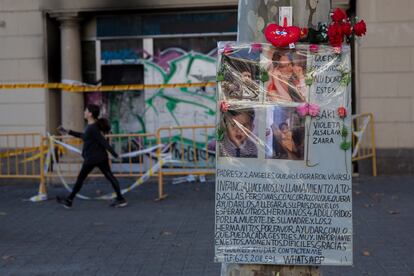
[81,10,237,134]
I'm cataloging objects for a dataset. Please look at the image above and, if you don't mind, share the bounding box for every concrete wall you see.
[0,0,48,134]
[358,0,414,173]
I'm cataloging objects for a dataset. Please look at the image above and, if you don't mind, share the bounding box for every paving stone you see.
[0,176,413,275]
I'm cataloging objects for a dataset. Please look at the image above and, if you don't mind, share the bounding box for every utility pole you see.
[221,1,331,275]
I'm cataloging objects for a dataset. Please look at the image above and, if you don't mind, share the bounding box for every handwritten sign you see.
[215,43,352,266]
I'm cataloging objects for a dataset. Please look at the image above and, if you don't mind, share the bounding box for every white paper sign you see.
[215,42,353,266]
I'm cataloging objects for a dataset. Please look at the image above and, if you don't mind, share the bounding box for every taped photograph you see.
[219,108,258,158]
[264,48,308,103]
[265,106,305,160]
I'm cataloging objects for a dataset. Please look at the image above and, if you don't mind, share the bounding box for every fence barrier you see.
[0,132,46,198]
[0,116,377,200]
[351,113,377,176]
[156,125,216,200]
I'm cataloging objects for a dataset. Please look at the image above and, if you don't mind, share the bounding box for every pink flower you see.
[333,46,342,54]
[309,44,319,53]
[308,104,321,117]
[220,101,230,112]
[296,103,320,117]
[296,103,309,117]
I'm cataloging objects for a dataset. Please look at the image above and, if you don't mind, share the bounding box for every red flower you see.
[331,8,347,23]
[309,44,319,53]
[328,22,343,37]
[354,20,367,36]
[328,23,344,47]
[341,21,352,37]
[220,101,230,113]
[223,46,233,55]
[251,43,262,52]
[337,107,347,118]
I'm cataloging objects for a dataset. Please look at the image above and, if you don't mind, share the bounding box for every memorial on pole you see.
[214,6,366,268]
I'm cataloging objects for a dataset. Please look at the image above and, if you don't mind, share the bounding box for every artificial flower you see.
[251,43,262,51]
[223,46,233,55]
[328,22,344,47]
[308,104,321,117]
[296,103,320,117]
[354,20,367,36]
[337,107,347,118]
[331,8,347,23]
[220,101,230,113]
[341,21,352,37]
[309,44,319,53]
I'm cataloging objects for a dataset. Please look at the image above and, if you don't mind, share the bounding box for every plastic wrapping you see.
[215,42,352,266]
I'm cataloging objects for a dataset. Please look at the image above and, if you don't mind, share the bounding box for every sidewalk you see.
[0,175,413,276]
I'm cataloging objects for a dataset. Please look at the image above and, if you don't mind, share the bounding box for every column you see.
[52,12,84,131]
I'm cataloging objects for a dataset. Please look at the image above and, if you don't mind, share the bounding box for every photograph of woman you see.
[266,49,308,103]
[265,106,305,160]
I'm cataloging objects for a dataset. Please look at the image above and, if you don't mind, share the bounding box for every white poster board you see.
[215,42,352,266]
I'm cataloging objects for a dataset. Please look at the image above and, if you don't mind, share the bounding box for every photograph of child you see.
[220,48,261,101]
[265,106,305,160]
[265,48,308,103]
[219,108,258,158]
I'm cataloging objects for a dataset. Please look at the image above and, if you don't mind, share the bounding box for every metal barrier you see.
[156,125,216,200]
[351,113,377,176]
[0,118,377,200]
[0,132,46,194]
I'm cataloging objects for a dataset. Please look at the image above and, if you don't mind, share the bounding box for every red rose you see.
[331,8,347,23]
[328,22,343,37]
[341,21,352,37]
[337,107,347,118]
[354,20,367,36]
[328,23,344,47]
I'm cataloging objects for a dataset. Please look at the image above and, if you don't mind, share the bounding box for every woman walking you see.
[56,104,127,208]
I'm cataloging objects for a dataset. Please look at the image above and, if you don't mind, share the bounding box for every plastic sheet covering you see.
[215,42,352,266]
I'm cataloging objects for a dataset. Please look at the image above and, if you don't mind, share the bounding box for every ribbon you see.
[30,134,182,202]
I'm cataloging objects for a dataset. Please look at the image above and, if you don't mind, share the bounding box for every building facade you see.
[0,0,412,174]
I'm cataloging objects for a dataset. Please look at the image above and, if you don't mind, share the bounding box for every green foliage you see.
[341,126,349,138]
[261,70,269,82]
[216,126,224,141]
[340,141,351,151]
[216,73,224,82]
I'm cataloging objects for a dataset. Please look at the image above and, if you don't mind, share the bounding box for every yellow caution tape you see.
[0,82,216,92]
